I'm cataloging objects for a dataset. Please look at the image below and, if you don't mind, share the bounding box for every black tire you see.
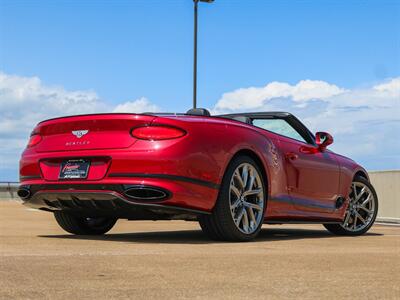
[324,176,378,236]
[54,211,117,235]
[198,216,223,241]
[199,155,267,242]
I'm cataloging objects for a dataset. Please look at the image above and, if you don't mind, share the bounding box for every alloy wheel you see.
[229,163,264,234]
[341,181,376,232]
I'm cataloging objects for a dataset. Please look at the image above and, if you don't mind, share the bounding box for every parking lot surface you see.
[1,201,399,299]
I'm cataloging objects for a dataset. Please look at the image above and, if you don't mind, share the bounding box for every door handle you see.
[285,152,299,161]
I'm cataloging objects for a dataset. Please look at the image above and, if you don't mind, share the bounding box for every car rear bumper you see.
[18,176,219,219]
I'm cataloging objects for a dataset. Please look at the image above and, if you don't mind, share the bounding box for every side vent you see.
[335,197,346,209]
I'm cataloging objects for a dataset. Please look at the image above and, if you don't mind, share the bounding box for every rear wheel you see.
[199,155,266,242]
[324,176,378,236]
[54,211,117,235]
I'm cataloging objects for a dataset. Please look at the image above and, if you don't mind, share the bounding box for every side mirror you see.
[315,132,333,151]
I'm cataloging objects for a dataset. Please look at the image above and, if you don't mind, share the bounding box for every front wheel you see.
[54,211,117,235]
[324,176,378,236]
[199,155,266,242]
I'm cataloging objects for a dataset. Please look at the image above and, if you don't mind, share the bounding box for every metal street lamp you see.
[193,0,214,109]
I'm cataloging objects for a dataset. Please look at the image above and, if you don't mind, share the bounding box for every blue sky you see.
[0,0,399,180]
[2,0,399,109]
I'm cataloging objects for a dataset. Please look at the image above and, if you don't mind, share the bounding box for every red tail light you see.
[27,134,42,148]
[131,125,186,140]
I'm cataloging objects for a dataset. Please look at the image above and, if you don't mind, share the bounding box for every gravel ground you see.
[1,201,399,299]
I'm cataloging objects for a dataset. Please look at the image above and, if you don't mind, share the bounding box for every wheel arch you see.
[228,148,270,198]
[354,169,369,181]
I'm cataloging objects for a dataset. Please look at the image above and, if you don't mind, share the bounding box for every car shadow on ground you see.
[39,226,383,245]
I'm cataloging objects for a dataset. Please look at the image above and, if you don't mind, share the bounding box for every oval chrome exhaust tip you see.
[17,188,31,200]
[123,186,169,201]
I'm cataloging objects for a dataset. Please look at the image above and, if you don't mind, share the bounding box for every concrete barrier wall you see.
[1,171,399,222]
[369,170,399,223]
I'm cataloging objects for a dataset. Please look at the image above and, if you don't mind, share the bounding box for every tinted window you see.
[253,119,307,143]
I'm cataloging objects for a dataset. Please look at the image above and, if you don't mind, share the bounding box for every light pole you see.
[193,0,214,109]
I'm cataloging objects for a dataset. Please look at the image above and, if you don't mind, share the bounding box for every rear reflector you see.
[27,134,42,148]
[131,125,186,140]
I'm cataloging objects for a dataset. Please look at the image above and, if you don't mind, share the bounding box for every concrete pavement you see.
[1,201,399,299]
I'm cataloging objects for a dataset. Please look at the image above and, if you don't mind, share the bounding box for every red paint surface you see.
[20,113,367,221]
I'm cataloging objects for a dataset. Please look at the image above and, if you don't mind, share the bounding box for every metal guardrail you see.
[0,182,19,199]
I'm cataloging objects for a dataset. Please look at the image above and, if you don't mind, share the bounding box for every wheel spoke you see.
[352,183,358,201]
[234,170,245,190]
[242,188,262,197]
[230,184,241,198]
[245,202,262,211]
[343,211,351,227]
[356,187,366,201]
[242,209,249,233]
[241,165,249,189]
[235,208,245,226]
[352,214,358,229]
[358,206,372,214]
[246,174,256,192]
[361,194,371,207]
[247,206,257,227]
[230,198,241,211]
[355,211,366,224]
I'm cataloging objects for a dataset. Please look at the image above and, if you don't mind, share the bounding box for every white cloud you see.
[113,97,160,113]
[213,78,400,170]
[214,80,345,111]
[1,71,399,180]
[0,72,160,179]
[373,77,400,95]
[291,80,345,101]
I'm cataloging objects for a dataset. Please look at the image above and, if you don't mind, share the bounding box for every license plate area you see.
[59,159,90,179]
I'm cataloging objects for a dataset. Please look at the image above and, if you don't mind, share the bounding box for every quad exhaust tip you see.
[17,188,31,200]
[123,186,169,201]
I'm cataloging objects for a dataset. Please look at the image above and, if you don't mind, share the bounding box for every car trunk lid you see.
[34,113,156,152]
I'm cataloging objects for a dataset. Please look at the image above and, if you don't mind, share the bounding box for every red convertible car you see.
[18,108,378,241]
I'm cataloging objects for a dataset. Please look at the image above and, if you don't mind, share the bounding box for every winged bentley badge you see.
[72,130,89,138]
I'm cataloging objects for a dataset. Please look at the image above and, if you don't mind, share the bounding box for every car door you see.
[252,117,340,213]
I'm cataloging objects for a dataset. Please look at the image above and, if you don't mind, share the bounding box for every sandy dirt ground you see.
[1,201,399,299]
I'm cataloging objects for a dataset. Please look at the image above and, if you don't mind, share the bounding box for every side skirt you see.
[265,220,342,224]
